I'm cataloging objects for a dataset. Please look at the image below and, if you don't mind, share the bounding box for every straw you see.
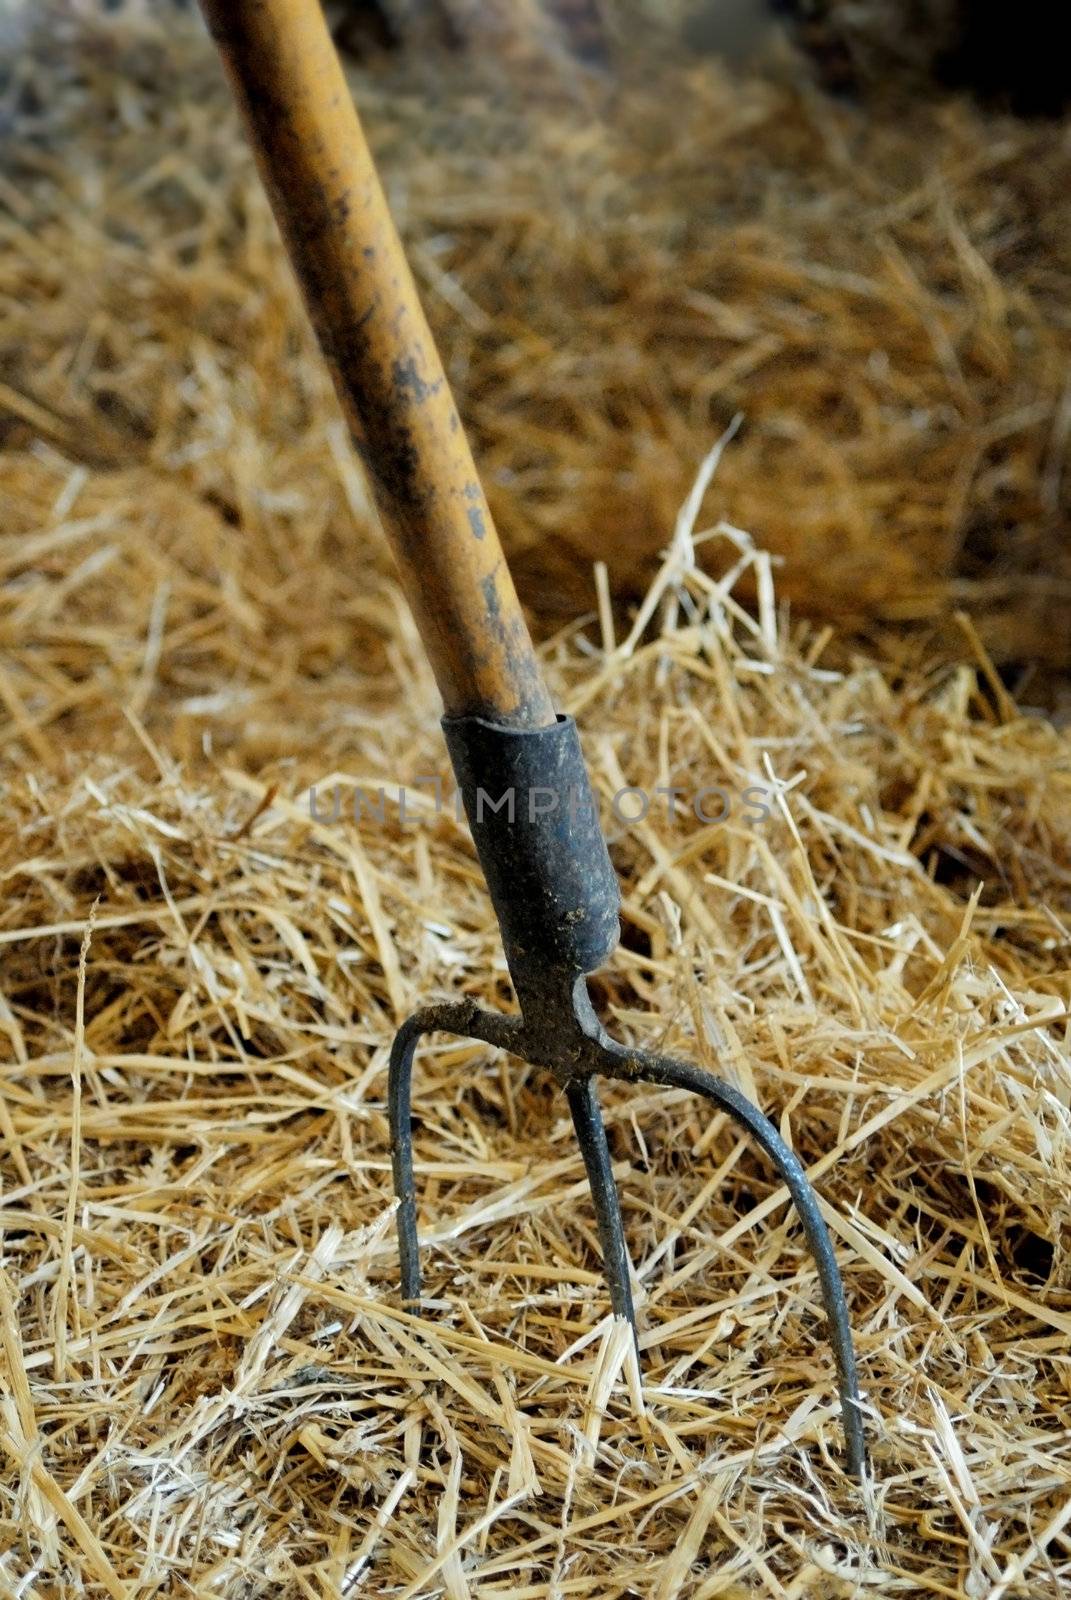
[2,5,1070,1595]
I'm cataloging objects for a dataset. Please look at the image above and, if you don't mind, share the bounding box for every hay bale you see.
[2,8,1071,1595]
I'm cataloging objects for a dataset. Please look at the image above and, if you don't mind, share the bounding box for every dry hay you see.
[2,7,1071,1598]
[3,1,1071,669]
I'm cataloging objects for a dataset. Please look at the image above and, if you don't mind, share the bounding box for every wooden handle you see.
[199,0,555,727]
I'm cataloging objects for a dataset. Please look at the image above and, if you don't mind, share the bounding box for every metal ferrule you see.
[442,713,620,980]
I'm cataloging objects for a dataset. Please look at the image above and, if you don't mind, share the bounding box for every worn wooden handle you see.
[199,0,555,727]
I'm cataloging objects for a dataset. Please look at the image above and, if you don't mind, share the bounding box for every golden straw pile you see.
[2,7,1071,1596]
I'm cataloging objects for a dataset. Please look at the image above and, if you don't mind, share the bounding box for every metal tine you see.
[387,1014,423,1306]
[388,1002,524,1306]
[565,1076,638,1342]
[596,1050,867,1480]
